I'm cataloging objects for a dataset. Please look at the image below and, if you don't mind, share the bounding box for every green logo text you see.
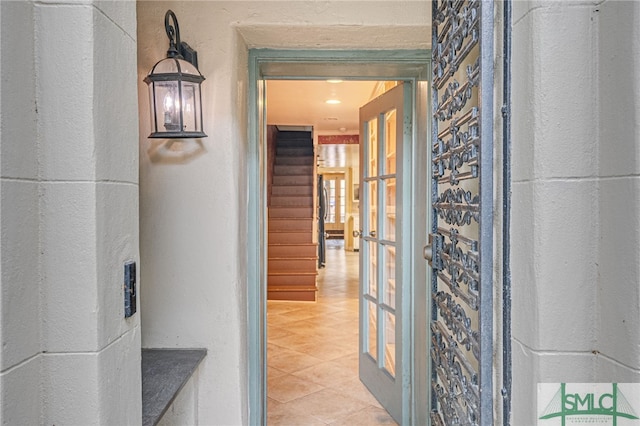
[539,383,639,425]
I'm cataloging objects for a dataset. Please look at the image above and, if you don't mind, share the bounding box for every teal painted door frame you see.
[247,49,430,425]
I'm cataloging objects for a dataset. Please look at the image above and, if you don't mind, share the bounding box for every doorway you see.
[265,79,391,423]
[247,49,430,425]
[322,173,346,239]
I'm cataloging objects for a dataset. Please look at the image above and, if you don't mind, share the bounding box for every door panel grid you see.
[359,83,410,424]
[365,108,398,379]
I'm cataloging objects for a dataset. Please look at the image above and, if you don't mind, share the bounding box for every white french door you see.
[358,83,411,424]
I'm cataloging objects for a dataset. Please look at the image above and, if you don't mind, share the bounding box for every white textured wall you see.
[1,1,141,424]
[595,0,640,381]
[137,2,427,424]
[511,1,640,423]
[0,1,41,422]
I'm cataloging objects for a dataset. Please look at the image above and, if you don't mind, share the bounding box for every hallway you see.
[267,240,397,425]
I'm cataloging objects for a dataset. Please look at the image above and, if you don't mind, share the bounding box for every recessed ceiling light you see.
[326,99,341,104]
[327,79,343,83]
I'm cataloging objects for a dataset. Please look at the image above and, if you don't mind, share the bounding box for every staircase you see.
[268,131,318,301]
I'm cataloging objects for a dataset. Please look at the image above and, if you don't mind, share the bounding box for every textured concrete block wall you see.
[511,1,640,423]
[0,2,43,424]
[595,0,640,381]
[1,0,141,424]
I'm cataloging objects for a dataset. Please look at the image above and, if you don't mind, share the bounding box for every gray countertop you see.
[142,348,207,426]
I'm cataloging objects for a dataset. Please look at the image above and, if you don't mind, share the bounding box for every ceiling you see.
[266,79,380,168]
[266,80,380,132]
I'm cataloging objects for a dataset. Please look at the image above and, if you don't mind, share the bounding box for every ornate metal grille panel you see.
[430,1,493,425]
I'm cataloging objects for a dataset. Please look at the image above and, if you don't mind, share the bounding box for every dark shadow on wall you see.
[147,139,207,164]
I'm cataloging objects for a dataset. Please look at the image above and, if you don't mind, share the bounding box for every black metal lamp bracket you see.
[164,10,199,69]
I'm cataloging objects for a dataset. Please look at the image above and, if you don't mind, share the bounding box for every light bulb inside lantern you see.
[162,91,180,131]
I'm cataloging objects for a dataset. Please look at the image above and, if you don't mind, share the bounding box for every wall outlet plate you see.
[124,261,136,318]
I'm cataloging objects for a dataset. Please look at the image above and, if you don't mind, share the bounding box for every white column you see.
[595,0,640,382]
[0,2,42,422]
[511,1,600,424]
[37,2,141,423]
[1,1,141,424]
[511,1,640,423]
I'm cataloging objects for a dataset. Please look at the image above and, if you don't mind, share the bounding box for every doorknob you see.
[423,245,433,262]
[424,234,443,269]
[369,230,377,238]
[352,230,362,238]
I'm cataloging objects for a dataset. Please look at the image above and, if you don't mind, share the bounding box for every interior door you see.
[323,173,346,235]
[358,83,411,424]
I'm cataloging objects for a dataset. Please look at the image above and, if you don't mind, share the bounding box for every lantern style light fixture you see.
[144,10,207,139]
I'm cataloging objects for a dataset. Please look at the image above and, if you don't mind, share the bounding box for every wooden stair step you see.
[274,165,313,175]
[268,243,317,257]
[272,185,313,196]
[268,230,313,244]
[267,287,317,302]
[276,139,312,148]
[267,272,318,287]
[268,218,313,231]
[269,206,313,218]
[270,195,313,207]
[268,292,316,301]
[277,131,313,141]
[276,147,313,157]
[268,257,318,272]
[275,156,314,166]
[268,272,318,285]
[273,175,313,186]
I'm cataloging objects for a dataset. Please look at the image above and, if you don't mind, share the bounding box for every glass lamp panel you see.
[193,83,202,132]
[153,80,181,132]
[176,58,200,76]
[152,58,179,74]
[151,58,202,78]
[180,82,200,132]
[148,84,157,133]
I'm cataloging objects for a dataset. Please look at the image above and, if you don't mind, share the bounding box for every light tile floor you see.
[267,240,397,425]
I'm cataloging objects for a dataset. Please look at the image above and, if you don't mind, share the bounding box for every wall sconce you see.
[144,10,207,139]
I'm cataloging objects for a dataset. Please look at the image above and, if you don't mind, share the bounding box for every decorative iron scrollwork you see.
[433,0,480,90]
[435,60,480,121]
[431,0,493,424]
[430,321,480,425]
[440,227,480,309]
[434,291,480,357]
[434,188,479,226]
[433,107,479,185]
